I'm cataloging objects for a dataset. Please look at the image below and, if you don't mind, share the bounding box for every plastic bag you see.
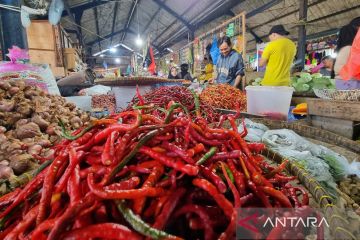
[237,119,269,142]
[262,129,360,180]
[340,29,360,81]
[210,36,220,65]
[79,85,111,96]
[49,0,64,25]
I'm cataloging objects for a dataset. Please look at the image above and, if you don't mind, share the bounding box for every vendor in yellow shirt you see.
[199,56,213,82]
[259,25,296,86]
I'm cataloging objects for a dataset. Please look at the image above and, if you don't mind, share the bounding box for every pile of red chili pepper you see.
[200,84,247,111]
[0,94,311,240]
[127,86,220,123]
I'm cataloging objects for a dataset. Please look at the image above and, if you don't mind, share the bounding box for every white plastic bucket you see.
[245,86,294,120]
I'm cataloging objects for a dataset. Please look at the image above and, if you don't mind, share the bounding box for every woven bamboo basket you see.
[262,148,357,240]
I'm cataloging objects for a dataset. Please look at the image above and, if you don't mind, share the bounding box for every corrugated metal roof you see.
[66,0,360,56]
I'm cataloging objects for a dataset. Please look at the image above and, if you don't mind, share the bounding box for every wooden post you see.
[297,0,308,70]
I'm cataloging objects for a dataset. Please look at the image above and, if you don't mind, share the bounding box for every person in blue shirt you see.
[211,36,245,89]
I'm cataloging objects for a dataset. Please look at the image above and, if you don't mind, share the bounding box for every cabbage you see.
[312,73,323,78]
[300,72,312,81]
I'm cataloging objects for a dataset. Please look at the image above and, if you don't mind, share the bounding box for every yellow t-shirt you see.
[261,38,296,86]
[199,63,214,81]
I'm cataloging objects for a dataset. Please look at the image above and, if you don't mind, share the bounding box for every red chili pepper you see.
[153,188,186,230]
[0,170,45,219]
[47,193,96,240]
[138,146,199,176]
[218,210,237,240]
[247,180,272,208]
[136,85,145,106]
[133,165,164,214]
[71,130,95,146]
[105,176,140,191]
[55,148,83,193]
[190,127,223,146]
[186,143,205,157]
[94,112,142,144]
[199,165,227,193]
[4,205,39,240]
[37,153,68,225]
[291,186,309,206]
[0,188,21,208]
[101,131,120,165]
[67,164,81,204]
[239,118,248,138]
[192,178,233,218]
[88,173,165,199]
[274,174,297,182]
[265,160,289,178]
[247,142,266,154]
[62,223,142,240]
[221,162,241,208]
[30,219,55,240]
[161,142,194,164]
[210,150,242,162]
[174,204,215,240]
[259,186,292,208]
[154,195,169,217]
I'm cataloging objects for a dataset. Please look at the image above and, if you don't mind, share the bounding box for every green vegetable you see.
[312,73,323,78]
[321,154,347,181]
[116,200,179,240]
[196,147,217,165]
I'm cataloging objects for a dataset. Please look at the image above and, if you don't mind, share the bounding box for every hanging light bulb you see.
[100,54,104,57]
[115,58,121,63]
[110,47,117,53]
[136,35,143,47]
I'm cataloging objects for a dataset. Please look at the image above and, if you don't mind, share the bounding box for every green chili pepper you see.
[9,159,53,190]
[133,104,155,110]
[164,103,190,123]
[116,200,180,240]
[196,147,217,165]
[59,118,93,140]
[108,129,162,181]
[190,89,200,117]
[224,165,234,183]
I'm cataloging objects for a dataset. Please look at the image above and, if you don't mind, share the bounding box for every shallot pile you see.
[0,80,91,193]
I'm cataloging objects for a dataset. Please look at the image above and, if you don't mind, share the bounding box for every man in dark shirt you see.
[211,36,245,88]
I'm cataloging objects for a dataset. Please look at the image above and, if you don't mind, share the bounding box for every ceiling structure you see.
[63,0,360,63]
